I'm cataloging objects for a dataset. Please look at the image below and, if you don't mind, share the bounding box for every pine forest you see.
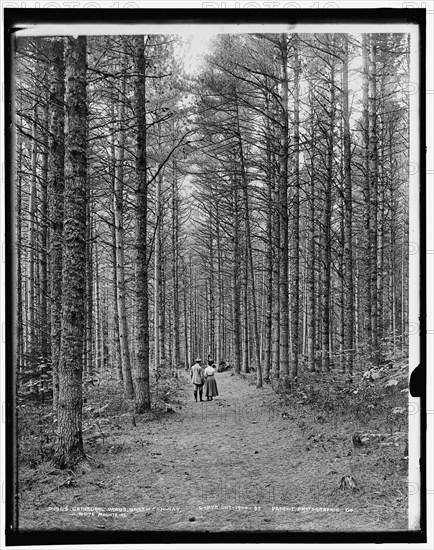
[13,30,414,533]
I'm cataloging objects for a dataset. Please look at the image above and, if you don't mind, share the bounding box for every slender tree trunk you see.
[94,245,103,372]
[271,168,280,380]
[342,34,354,377]
[307,87,316,372]
[114,42,134,397]
[290,34,300,383]
[389,136,398,349]
[154,172,162,369]
[264,106,273,383]
[320,44,335,372]
[134,35,151,412]
[208,215,216,361]
[339,180,345,373]
[47,39,65,410]
[189,257,195,362]
[101,286,109,371]
[215,207,223,371]
[183,264,190,370]
[109,103,122,382]
[242,228,249,374]
[172,162,181,372]
[39,93,49,365]
[279,34,290,387]
[378,160,385,344]
[111,217,123,382]
[369,36,379,366]
[234,94,261,385]
[362,34,373,351]
[301,249,308,357]
[28,96,38,365]
[232,185,242,374]
[17,135,24,373]
[354,234,361,353]
[85,183,93,380]
[161,235,167,366]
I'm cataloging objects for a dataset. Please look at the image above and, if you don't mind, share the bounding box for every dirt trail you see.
[20,371,408,532]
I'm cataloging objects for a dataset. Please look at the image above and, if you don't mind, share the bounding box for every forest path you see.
[21,371,407,533]
[113,370,298,531]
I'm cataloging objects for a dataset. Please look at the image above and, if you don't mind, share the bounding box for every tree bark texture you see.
[53,36,87,468]
[134,35,151,412]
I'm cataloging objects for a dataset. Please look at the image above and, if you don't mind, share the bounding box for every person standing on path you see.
[190,358,204,402]
[204,359,219,401]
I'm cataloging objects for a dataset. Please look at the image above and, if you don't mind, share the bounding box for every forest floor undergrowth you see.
[18,365,409,533]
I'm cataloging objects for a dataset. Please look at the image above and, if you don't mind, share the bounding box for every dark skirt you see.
[204,376,219,397]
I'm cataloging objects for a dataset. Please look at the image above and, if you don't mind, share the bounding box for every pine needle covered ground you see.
[18,363,409,532]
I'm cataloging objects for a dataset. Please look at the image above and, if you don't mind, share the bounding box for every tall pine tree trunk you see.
[110,103,123,383]
[154,172,163,369]
[242,227,249,374]
[48,39,65,410]
[343,34,354,377]
[17,134,24,373]
[85,185,93,380]
[307,86,316,372]
[278,34,290,387]
[28,96,38,365]
[362,34,373,351]
[39,93,49,365]
[232,184,242,374]
[53,36,87,468]
[320,45,335,371]
[183,259,190,369]
[369,36,379,366]
[172,162,181,372]
[271,170,280,380]
[114,42,134,397]
[234,95,262,386]
[215,206,223,371]
[94,245,103,372]
[134,35,151,412]
[290,34,300,383]
[264,104,273,383]
[208,215,216,361]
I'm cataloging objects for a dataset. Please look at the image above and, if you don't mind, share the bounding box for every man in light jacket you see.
[190,358,204,402]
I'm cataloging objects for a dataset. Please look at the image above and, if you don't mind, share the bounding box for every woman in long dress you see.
[204,359,219,401]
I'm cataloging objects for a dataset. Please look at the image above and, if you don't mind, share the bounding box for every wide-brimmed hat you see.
[195,357,202,363]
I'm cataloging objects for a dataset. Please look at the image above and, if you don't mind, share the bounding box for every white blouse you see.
[204,366,215,376]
